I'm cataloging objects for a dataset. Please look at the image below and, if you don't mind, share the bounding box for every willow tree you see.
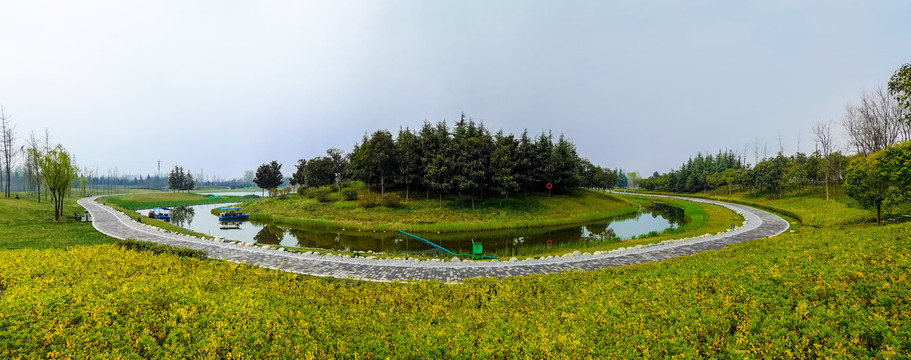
[39,145,76,221]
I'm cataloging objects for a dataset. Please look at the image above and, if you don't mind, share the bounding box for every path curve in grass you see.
[78,193,789,282]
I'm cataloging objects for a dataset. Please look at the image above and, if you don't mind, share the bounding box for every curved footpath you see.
[78,193,789,283]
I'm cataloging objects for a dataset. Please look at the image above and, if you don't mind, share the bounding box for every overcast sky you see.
[2,1,910,180]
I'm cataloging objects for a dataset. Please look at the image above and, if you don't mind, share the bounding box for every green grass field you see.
[241,189,648,232]
[100,192,255,210]
[0,193,113,250]
[0,189,908,357]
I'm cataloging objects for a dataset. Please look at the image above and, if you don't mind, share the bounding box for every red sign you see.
[546,183,553,190]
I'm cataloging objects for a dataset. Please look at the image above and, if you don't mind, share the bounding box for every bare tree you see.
[0,106,16,198]
[843,86,906,155]
[813,120,835,200]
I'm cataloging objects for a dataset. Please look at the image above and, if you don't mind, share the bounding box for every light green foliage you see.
[888,62,911,122]
[1,213,909,357]
[314,188,330,203]
[341,187,358,201]
[38,144,77,220]
[845,153,895,223]
[879,140,911,199]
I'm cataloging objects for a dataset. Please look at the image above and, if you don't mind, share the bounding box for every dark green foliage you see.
[549,134,582,191]
[253,161,283,192]
[296,185,307,196]
[326,148,348,195]
[314,188,330,203]
[341,187,358,201]
[303,115,606,207]
[303,156,334,188]
[356,189,381,208]
[490,132,519,199]
[395,128,422,201]
[380,193,402,208]
[167,166,195,193]
[350,130,398,194]
[290,159,307,188]
[115,238,207,260]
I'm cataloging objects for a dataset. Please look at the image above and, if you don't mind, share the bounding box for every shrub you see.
[305,188,318,199]
[315,188,331,203]
[297,186,307,196]
[115,238,208,260]
[342,180,366,190]
[357,189,381,208]
[381,193,402,208]
[341,187,358,201]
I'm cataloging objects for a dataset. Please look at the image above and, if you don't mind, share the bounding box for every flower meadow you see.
[1,219,908,358]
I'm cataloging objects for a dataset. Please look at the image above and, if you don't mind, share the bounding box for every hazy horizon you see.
[2,1,910,180]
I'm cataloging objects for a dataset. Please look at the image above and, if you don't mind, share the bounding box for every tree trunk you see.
[439,192,442,209]
[380,173,385,195]
[406,183,410,202]
[824,168,830,201]
[876,202,882,225]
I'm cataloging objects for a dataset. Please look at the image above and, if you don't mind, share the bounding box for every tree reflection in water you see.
[254,225,285,245]
[170,206,195,228]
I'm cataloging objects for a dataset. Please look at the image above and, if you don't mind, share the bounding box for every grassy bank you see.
[100,192,256,211]
[242,189,646,232]
[0,193,114,250]
[100,201,214,239]
[0,191,908,357]
[507,195,744,258]
[626,186,875,227]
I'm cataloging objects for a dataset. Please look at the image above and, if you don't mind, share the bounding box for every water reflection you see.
[139,201,687,255]
[170,206,195,228]
[254,225,285,245]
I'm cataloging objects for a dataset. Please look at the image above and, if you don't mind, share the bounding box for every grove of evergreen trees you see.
[638,149,851,197]
[287,115,617,204]
[167,166,196,192]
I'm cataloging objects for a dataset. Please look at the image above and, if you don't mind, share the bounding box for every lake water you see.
[137,202,685,256]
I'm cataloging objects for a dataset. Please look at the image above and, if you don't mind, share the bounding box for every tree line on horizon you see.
[642,62,911,223]
[254,115,627,205]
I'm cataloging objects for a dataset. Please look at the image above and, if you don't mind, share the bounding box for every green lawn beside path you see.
[0,194,113,250]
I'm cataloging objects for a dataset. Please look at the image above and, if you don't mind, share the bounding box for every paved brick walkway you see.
[78,193,789,282]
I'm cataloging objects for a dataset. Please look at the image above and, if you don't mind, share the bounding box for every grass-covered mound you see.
[241,189,643,232]
[0,200,908,358]
[100,192,254,210]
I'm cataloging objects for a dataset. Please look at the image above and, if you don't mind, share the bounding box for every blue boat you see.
[148,207,171,221]
[218,207,249,221]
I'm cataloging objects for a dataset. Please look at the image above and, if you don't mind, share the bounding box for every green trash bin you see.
[472,242,483,259]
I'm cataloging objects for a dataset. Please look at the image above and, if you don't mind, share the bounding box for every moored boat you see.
[148,207,171,221]
[218,207,249,221]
